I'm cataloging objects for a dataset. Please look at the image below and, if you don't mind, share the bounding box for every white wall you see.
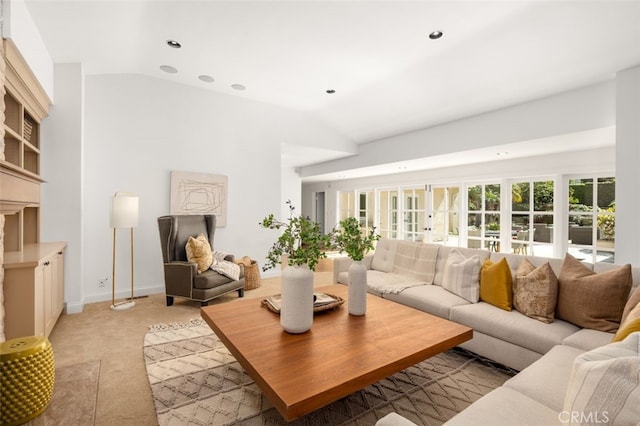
[71,74,348,304]
[2,0,54,100]
[615,65,640,264]
[281,166,301,218]
[40,63,84,313]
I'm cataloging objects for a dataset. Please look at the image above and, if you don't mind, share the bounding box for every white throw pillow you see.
[562,332,640,426]
[441,249,481,303]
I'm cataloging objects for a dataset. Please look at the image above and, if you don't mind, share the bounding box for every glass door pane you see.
[429,186,460,246]
[377,189,398,239]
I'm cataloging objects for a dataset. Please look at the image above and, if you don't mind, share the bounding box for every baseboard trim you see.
[82,285,166,305]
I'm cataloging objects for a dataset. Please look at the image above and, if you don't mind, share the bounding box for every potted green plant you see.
[259,200,331,333]
[333,217,380,315]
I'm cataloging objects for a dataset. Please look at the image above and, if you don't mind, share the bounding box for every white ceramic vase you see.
[280,264,314,334]
[348,260,367,316]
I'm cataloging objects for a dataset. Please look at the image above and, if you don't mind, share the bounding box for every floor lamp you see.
[110,191,139,311]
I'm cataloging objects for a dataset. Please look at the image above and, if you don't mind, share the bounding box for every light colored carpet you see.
[42,272,333,426]
[25,360,100,426]
[143,318,517,425]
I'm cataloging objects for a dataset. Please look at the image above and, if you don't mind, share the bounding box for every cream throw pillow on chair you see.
[185,234,213,274]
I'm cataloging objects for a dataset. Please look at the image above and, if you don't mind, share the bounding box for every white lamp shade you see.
[110,193,139,228]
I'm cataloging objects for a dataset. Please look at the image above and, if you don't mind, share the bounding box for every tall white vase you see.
[280,264,314,334]
[348,260,367,316]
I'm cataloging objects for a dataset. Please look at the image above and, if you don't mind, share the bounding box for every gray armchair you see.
[158,214,244,306]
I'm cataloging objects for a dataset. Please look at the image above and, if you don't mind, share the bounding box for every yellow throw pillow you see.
[185,234,213,274]
[612,302,640,342]
[480,257,513,311]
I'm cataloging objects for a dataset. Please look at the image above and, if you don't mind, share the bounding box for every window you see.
[568,177,615,263]
[377,189,398,239]
[358,190,375,234]
[338,190,355,222]
[511,180,554,256]
[402,187,425,241]
[467,183,501,251]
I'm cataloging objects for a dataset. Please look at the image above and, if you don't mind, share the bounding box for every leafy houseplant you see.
[259,200,331,272]
[333,217,380,261]
[333,217,380,316]
[259,201,331,334]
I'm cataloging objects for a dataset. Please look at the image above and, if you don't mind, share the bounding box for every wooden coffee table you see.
[201,284,472,421]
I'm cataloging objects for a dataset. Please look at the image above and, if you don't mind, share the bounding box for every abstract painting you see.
[170,171,228,227]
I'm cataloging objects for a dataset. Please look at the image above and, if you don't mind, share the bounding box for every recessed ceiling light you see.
[198,75,214,83]
[326,89,336,94]
[166,40,181,48]
[429,31,443,40]
[231,84,246,91]
[159,65,178,74]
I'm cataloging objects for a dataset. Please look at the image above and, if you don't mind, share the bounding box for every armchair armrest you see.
[163,261,197,298]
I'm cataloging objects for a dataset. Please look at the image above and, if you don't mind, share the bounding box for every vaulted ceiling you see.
[25,1,640,170]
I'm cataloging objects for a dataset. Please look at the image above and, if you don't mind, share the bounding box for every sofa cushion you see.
[450,302,579,354]
[563,332,640,426]
[371,238,398,272]
[185,233,213,273]
[442,249,482,303]
[562,329,616,352]
[504,344,584,412]
[384,285,469,319]
[444,386,559,426]
[513,260,558,323]
[613,301,640,342]
[392,241,439,283]
[480,257,512,311]
[557,253,632,332]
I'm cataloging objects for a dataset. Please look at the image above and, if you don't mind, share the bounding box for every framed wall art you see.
[170,171,228,227]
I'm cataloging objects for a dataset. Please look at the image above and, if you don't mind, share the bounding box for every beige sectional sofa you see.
[333,238,640,425]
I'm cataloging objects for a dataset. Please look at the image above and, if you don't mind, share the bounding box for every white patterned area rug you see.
[143,318,516,426]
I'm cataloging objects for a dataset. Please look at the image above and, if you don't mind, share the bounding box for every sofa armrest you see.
[333,256,353,284]
[163,262,197,298]
[363,253,374,269]
[332,253,375,284]
[375,413,417,426]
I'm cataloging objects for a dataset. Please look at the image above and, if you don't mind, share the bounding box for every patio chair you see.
[512,229,534,255]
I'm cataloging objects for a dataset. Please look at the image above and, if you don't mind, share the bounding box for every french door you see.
[426,185,461,246]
